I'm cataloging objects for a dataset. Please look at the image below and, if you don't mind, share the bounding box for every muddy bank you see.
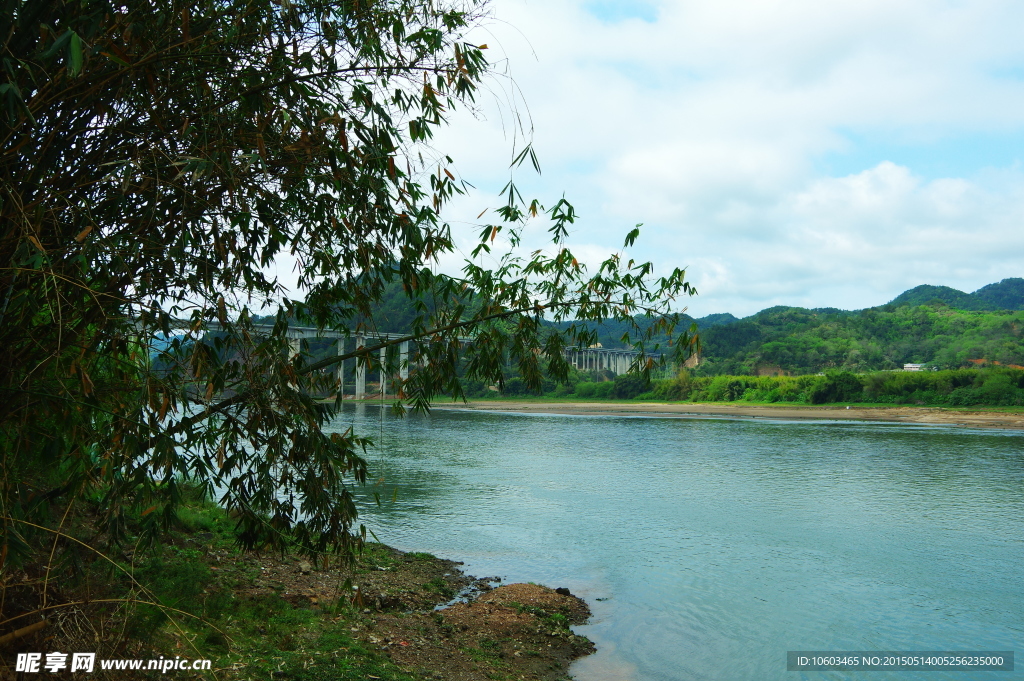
[435,400,1024,430]
[241,545,595,681]
[0,539,594,681]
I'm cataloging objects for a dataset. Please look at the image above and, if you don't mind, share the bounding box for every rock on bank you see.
[246,544,595,681]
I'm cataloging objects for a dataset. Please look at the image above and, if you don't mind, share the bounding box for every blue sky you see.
[820,129,1024,181]
[584,0,658,23]
[419,0,1024,318]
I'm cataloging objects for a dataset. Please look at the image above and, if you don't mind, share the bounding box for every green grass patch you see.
[95,499,422,681]
[405,551,437,560]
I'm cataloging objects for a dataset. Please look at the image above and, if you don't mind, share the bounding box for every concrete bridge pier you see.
[400,341,409,381]
[562,346,658,377]
[336,338,345,398]
[164,319,660,399]
[288,338,302,387]
[355,333,366,399]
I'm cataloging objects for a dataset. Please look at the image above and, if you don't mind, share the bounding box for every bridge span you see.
[165,321,661,399]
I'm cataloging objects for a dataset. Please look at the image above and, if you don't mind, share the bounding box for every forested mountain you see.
[886,278,1024,311]
[973,278,1024,309]
[569,278,1024,375]
[696,312,740,327]
[550,313,716,349]
[887,285,978,309]
[692,278,1024,375]
[695,304,1024,375]
[248,277,1024,376]
[252,277,471,333]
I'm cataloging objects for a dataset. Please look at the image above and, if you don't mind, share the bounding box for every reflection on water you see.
[326,405,1024,681]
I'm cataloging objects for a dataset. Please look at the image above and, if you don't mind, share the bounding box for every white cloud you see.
[421,0,1024,317]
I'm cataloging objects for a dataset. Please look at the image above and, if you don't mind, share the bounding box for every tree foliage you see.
[643,367,1024,407]
[694,304,1024,376]
[0,0,696,564]
[887,278,1024,311]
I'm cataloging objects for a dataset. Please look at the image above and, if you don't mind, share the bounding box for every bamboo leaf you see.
[26,235,45,253]
[101,51,129,67]
[624,225,641,248]
[68,31,83,77]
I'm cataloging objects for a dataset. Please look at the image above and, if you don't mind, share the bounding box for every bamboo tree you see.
[0,0,697,564]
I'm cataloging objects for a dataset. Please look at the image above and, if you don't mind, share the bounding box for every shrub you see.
[948,387,983,406]
[979,373,1018,404]
[651,372,692,401]
[807,371,864,404]
[463,379,490,397]
[611,374,651,399]
[503,377,527,395]
[705,375,749,401]
[552,383,575,397]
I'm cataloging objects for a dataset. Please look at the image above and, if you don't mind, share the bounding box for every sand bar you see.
[432,400,1024,431]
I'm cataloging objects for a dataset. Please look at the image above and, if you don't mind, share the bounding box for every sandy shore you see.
[432,400,1024,430]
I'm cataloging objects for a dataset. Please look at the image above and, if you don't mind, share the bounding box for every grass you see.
[80,493,422,681]
[506,602,570,632]
[405,551,438,560]
[423,576,456,599]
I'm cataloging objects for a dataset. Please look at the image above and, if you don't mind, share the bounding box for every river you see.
[327,404,1024,680]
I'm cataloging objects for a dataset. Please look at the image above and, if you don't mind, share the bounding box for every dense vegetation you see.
[0,0,694,666]
[694,303,1024,375]
[259,278,1024,383]
[287,277,1024,400]
[649,367,1024,406]
[567,278,1024,376]
[1,0,692,562]
[476,366,1024,408]
[469,277,1024,404]
[887,278,1024,310]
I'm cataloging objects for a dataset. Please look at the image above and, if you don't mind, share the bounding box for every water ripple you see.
[331,406,1024,681]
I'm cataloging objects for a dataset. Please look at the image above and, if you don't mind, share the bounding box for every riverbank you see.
[433,399,1024,430]
[225,544,594,681]
[0,497,593,681]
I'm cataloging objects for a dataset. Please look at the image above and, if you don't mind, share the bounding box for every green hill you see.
[696,312,739,327]
[972,278,1024,310]
[885,278,1024,311]
[887,284,980,310]
[251,276,1024,376]
[695,303,1024,375]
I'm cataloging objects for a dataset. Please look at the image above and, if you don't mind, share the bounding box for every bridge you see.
[163,321,662,399]
[565,346,647,375]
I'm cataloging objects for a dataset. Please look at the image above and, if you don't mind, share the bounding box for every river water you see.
[327,404,1024,680]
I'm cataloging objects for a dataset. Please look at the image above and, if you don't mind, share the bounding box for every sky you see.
[420,0,1024,318]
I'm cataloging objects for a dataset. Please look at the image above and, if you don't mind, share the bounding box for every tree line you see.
[694,303,1024,375]
[479,365,1024,407]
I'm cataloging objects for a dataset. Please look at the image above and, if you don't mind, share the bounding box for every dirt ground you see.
[241,546,595,681]
[437,400,1024,430]
[0,542,593,681]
